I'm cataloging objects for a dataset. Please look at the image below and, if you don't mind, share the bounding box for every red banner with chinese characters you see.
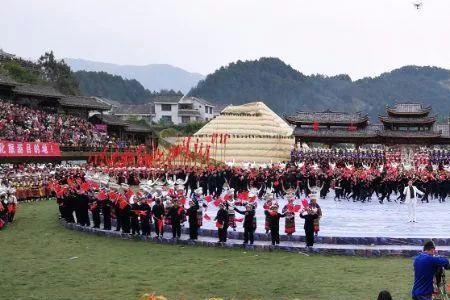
[0,141,61,157]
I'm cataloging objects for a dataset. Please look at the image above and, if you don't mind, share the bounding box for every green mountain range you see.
[188,57,450,120]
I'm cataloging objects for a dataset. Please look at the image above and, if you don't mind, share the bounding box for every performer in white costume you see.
[403,180,424,223]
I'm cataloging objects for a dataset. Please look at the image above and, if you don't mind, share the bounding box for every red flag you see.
[313,121,319,132]
[118,198,128,210]
[158,219,164,233]
[67,178,75,187]
[213,199,222,207]
[125,189,134,200]
[205,195,213,203]
[7,204,16,214]
[294,205,302,212]
[108,191,118,201]
[97,190,107,201]
[301,199,309,208]
[238,191,249,200]
[81,182,90,192]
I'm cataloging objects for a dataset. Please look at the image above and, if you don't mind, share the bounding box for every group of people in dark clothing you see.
[0,186,17,230]
[8,145,450,249]
[53,162,325,248]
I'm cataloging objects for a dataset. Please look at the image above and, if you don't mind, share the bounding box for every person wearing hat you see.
[0,191,8,229]
[120,197,131,234]
[64,189,76,224]
[89,189,101,228]
[186,199,200,240]
[192,188,205,229]
[300,207,319,248]
[186,171,198,197]
[307,179,323,201]
[6,188,17,223]
[101,190,112,231]
[166,200,185,239]
[234,203,256,245]
[309,198,322,236]
[77,187,91,227]
[215,202,229,243]
[130,196,141,235]
[264,204,286,246]
[152,198,165,238]
[263,195,274,234]
[139,197,152,237]
[282,197,296,236]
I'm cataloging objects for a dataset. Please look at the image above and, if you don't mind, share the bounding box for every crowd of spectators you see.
[291,147,450,167]
[0,101,110,148]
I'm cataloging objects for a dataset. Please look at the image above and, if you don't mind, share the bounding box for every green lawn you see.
[0,201,415,300]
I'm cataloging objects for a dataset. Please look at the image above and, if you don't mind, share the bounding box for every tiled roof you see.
[378,130,441,138]
[179,96,213,106]
[112,103,155,115]
[379,116,436,124]
[90,114,129,126]
[285,110,369,125]
[0,74,17,86]
[386,103,431,115]
[124,123,154,133]
[59,96,111,110]
[13,84,63,98]
[152,94,182,104]
[293,128,377,138]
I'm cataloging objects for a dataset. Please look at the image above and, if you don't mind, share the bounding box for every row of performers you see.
[0,188,18,230]
[1,181,53,201]
[57,185,322,247]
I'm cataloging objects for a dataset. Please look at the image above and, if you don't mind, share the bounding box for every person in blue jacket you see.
[412,240,449,300]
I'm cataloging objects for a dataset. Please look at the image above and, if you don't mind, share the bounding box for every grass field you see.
[0,201,415,300]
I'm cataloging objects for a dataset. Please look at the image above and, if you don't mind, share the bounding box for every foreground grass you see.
[0,201,414,300]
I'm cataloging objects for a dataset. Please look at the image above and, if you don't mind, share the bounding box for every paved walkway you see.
[202,193,450,238]
[63,222,450,257]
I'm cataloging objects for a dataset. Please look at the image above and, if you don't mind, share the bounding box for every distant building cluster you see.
[112,94,223,125]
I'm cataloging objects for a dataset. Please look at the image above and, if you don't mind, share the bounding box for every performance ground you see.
[204,193,450,238]
[1,201,416,300]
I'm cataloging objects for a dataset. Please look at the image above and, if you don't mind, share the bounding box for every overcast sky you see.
[1,0,449,79]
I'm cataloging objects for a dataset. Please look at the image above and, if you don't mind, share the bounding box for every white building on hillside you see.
[153,95,215,124]
[178,96,215,123]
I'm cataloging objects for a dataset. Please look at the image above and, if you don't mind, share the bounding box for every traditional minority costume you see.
[282,200,296,235]
[215,203,229,242]
[264,205,286,245]
[234,204,256,244]
[300,208,319,247]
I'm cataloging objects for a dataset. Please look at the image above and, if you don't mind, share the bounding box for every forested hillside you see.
[188,57,450,119]
[74,70,183,104]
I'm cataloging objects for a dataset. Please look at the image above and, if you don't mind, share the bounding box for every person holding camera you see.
[412,240,449,300]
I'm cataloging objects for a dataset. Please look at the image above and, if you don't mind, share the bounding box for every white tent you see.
[192,101,294,164]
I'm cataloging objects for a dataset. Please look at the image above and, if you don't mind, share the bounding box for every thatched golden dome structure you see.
[193,101,294,164]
